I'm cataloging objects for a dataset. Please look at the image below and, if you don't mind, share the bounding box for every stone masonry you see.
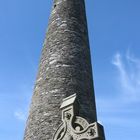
[24,0,99,139]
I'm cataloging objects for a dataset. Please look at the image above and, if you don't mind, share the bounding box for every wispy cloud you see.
[97,50,140,128]
[112,50,140,102]
[14,110,26,121]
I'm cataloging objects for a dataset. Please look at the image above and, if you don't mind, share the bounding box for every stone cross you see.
[53,94,105,140]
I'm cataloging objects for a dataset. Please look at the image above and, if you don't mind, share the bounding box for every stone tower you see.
[24,0,105,140]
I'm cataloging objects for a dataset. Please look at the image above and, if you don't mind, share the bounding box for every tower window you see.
[54,4,56,8]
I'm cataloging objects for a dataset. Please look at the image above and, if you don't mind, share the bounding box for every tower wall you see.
[24,0,97,139]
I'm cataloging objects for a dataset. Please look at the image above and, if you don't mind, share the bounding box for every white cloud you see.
[95,50,140,131]
[14,110,26,121]
[112,51,140,102]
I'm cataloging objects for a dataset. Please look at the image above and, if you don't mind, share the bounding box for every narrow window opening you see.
[54,4,56,8]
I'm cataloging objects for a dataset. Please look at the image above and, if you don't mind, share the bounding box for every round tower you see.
[24,0,98,139]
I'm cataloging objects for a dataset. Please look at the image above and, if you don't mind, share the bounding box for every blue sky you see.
[0,0,140,139]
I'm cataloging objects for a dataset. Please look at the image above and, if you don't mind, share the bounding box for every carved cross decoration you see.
[53,94,105,140]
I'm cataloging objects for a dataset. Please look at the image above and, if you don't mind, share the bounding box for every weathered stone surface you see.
[24,0,97,139]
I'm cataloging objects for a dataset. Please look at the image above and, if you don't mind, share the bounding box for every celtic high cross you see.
[53,94,105,140]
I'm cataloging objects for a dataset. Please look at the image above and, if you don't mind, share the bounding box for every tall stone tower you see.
[24,0,105,140]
